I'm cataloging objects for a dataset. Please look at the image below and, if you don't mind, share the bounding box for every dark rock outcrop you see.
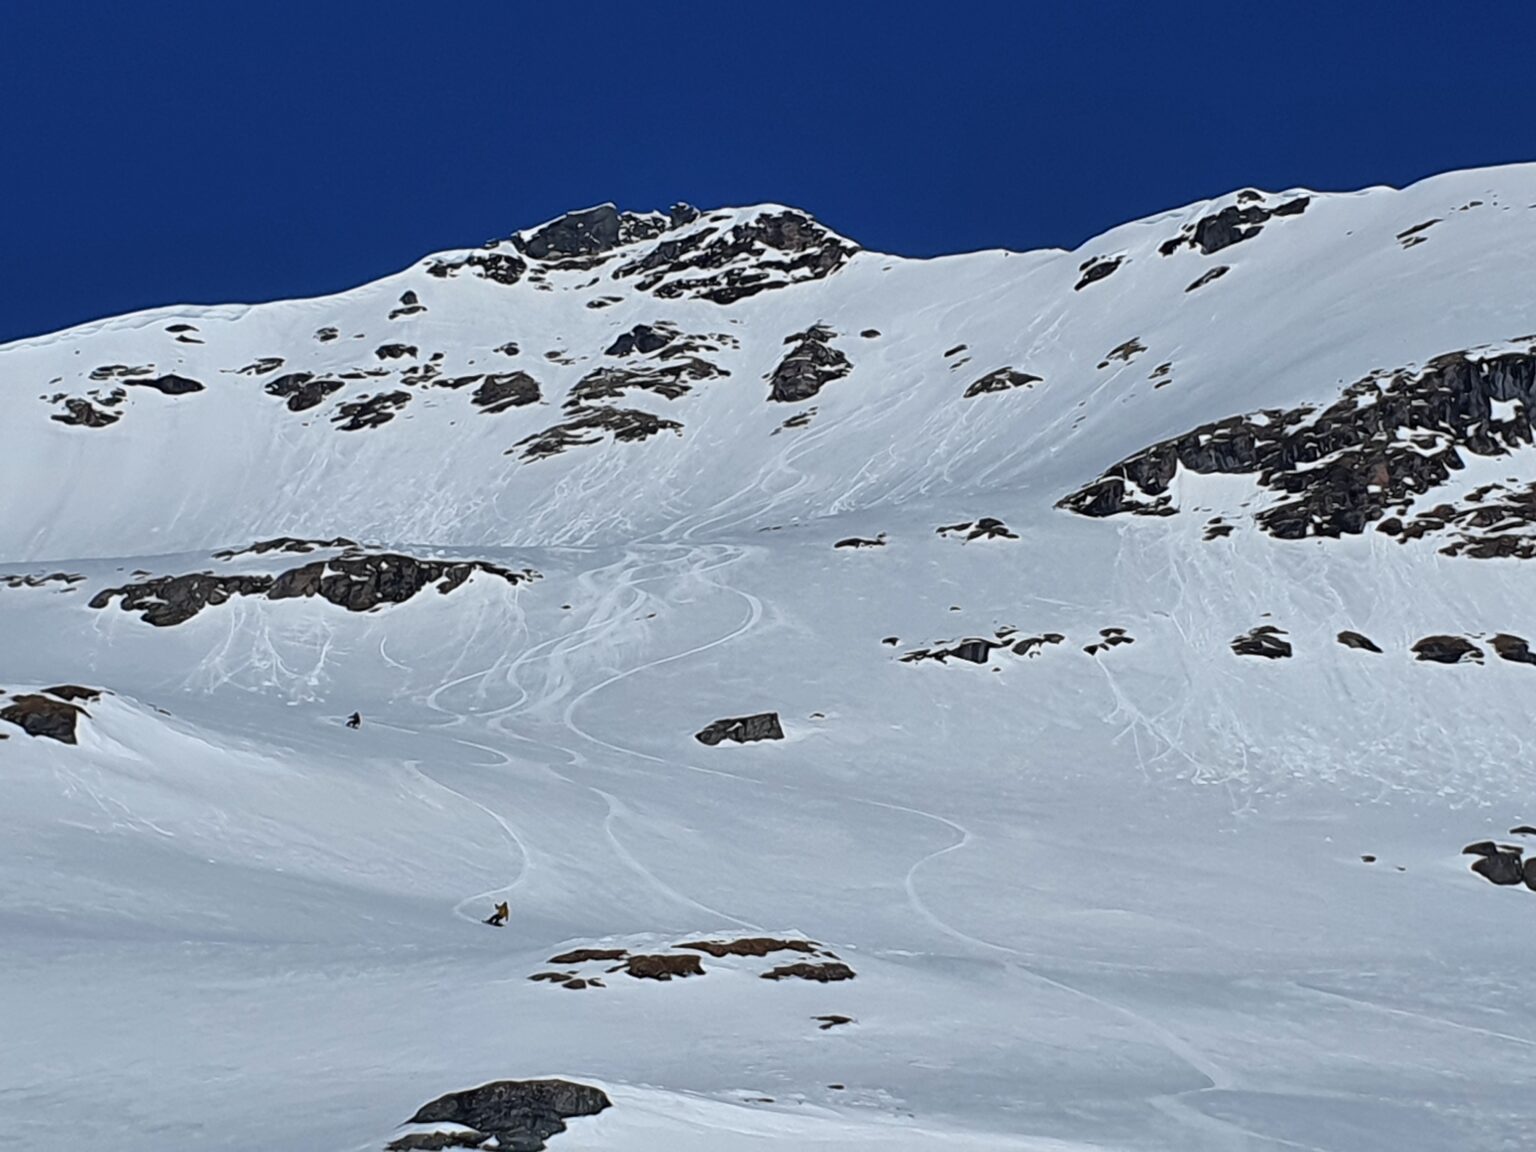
[767,325,850,403]
[264,372,345,412]
[1468,844,1526,886]
[624,953,705,980]
[613,209,856,305]
[1,693,88,744]
[1412,635,1482,664]
[471,373,541,413]
[964,368,1041,399]
[678,937,819,958]
[761,961,855,983]
[568,360,721,407]
[1159,195,1311,255]
[1337,630,1382,653]
[1074,255,1124,290]
[1491,634,1536,665]
[1060,348,1536,544]
[512,405,681,461]
[695,713,784,746]
[406,1079,611,1151]
[124,373,203,395]
[605,324,674,357]
[334,391,411,430]
[834,535,886,549]
[1231,625,1292,659]
[426,251,528,285]
[375,343,417,361]
[51,398,120,427]
[91,554,536,625]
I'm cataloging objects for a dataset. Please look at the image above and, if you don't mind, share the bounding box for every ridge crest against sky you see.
[3,0,1535,342]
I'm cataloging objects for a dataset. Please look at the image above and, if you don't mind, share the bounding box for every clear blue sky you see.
[4,0,1533,343]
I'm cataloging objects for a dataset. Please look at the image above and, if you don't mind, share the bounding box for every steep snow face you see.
[5,167,1536,561]
[7,169,1536,1152]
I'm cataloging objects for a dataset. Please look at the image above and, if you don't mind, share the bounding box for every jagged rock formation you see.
[1061,348,1536,543]
[264,372,345,412]
[333,391,411,430]
[1159,193,1311,255]
[767,325,850,403]
[90,552,537,626]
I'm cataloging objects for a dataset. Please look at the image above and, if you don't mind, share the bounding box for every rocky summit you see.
[8,167,1536,1152]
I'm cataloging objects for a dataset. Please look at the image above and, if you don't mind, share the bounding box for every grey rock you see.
[695,712,785,746]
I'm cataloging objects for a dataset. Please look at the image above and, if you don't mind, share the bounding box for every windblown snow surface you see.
[6,167,1536,1151]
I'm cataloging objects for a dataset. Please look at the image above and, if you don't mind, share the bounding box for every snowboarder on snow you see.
[485,901,509,927]
[345,712,361,729]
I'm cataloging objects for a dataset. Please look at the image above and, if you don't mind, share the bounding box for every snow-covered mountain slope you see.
[6,166,1536,1152]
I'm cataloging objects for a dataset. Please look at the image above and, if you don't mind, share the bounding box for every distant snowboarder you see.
[485,901,509,927]
[345,712,361,729]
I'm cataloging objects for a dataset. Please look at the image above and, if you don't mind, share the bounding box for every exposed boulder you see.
[1490,633,1536,665]
[834,535,886,549]
[1231,625,1292,659]
[264,372,344,412]
[124,373,203,395]
[1074,254,1124,290]
[1,693,88,744]
[1412,635,1482,664]
[471,373,541,413]
[406,1079,611,1151]
[375,343,417,361]
[547,948,628,965]
[761,961,855,983]
[695,713,784,746]
[1470,845,1525,886]
[624,953,705,980]
[605,323,675,357]
[1337,630,1382,653]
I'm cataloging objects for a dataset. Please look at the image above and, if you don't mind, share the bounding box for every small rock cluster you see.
[528,937,853,992]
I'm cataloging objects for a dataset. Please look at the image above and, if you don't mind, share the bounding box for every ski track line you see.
[1292,981,1536,1049]
[402,751,533,923]
[593,787,762,932]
